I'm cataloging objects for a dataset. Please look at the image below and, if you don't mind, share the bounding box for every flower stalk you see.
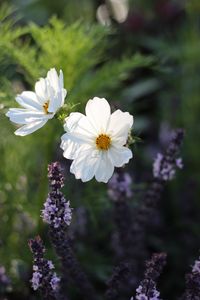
[107,129,184,296]
[28,236,64,300]
[42,162,97,300]
[132,252,167,300]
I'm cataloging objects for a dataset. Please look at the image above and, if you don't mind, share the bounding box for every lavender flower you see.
[41,162,72,228]
[153,153,183,180]
[42,196,72,228]
[108,171,133,202]
[28,236,62,300]
[181,254,200,300]
[132,253,167,300]
[44,162,97,300]
[153,129,184,181]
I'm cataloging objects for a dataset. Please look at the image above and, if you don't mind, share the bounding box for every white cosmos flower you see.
[6,68,67,136]
[61,97,133,183]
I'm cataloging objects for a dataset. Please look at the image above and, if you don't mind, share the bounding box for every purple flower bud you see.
[50,273,60,290]
[47,260,55,270]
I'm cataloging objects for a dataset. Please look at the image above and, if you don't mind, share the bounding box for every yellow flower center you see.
[43,101,49,114]
[96,134,111,150]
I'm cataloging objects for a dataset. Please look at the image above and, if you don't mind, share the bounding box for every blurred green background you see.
[0,0,200,299]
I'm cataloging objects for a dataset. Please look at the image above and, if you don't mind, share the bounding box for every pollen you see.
[43,101,49,114]
[96,134,111,150]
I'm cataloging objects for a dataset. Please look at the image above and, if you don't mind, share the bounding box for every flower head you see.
[61,97,133,183]
[6,68,67,136]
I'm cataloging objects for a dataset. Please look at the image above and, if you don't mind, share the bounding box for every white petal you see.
[95,152,114,183]
[35,78,49,103]
[16,91,42,110]
[63,112,84,132]
[70,146,99,182]
[59,70,64,90]
[108,110,133,144]
[6,108,47,124]
[63,131,94,146]
[57,86,67,109]
[63,116,96,146]
[61,133,80,160]
[25,113,53,122]
[62,88,67,103]
[47,69,67,113]
[85,97,111,133]
[48,96,59,113]
[64,112,96,140]
[110,110,133,129]
[48,91,65,113]
[108,146,133,167]
[61,112,93,160]
[47,68,60,93]
[111,123,132,146]
[14,119,48,136]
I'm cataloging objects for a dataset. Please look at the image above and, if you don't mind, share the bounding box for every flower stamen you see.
[96,134,111,150]
[43,101,49,114]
